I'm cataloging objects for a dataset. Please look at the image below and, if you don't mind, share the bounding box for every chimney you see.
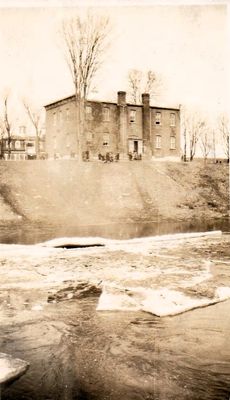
[142,93,150,106]
[142,93,151,158]
[117,91,126,106]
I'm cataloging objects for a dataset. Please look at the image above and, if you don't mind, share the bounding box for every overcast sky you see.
[0,1,228,127]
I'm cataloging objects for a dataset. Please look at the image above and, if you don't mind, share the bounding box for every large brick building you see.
[45,91,180,160]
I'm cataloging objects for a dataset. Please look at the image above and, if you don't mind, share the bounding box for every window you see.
[86,105,92,120]
[86,132,93,143]
[155,112,161,125]
[103,107,110,121]
[155,135,162,149]
[170,113,176,127]
[15,140,20,150]
[170,136,176,149]
[53,112,56,126]
[66,133,70,148]
[129,110,136,123]
[66,108,70,120]
[59,110,62,125]
[103,133,109,146]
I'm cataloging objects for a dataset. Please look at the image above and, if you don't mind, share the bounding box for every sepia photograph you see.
[0,0,229,399]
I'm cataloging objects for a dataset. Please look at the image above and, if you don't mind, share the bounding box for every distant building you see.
[45,91,180,160]
[1,135,46,160]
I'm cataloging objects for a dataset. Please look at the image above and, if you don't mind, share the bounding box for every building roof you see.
[2,135,45,141]
[44,94,180,111]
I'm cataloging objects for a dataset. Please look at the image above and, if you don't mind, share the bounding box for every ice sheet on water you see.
[96,285,230,317]
[40,230,222,251]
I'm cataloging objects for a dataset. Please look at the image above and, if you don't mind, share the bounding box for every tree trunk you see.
[35,128,40,159]
[183,128,187,161]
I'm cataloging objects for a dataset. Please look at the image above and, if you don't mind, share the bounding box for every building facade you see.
[1,135,46,160]
[45,91,180,160]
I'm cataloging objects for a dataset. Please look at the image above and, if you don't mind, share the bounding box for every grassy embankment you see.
[0,159,228,224]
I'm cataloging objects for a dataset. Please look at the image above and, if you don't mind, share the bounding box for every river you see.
[0,217,229,244]
[1,218,230,400]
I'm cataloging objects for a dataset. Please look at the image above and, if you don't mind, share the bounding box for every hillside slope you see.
[0,160,228,224]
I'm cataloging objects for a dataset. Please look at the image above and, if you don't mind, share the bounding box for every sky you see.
[0,0,228,132]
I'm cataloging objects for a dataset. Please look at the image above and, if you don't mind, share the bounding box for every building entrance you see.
[128,139,143,155]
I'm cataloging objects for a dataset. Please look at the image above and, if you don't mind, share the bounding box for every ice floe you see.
[96,285,230,317]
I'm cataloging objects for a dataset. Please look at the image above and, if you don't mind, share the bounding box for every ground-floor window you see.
[155,135,162,149]
[103,133,109,146]
[170,136,176,149]
[86,132,93,144]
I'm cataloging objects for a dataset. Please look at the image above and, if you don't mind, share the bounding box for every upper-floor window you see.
[129,109,136,123]
[59,110,62,125]
[53,136,57,150]
[155,112,161,125]
[53,112,57,126]
[103,107,110,122]
[156,135,162,149]
[86,105,92,120]
[170,136,176,149]
[66,108,70,120]
[15,140,21,150]
[103,133,109,146]
[170,113,176,127]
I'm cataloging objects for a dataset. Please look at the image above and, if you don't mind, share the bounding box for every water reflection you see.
[0,218,229,244]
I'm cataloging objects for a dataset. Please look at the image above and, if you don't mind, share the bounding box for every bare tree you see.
[0,122,4,159]
[182,110,206,161]
[128,69,143,103]
[0,94,13,159]
[23,100,43,158]
[62,13,110,99]
[218,114,229,162]
[199,127,212,163]
[61,13,111,160]
[212,129,217,163]
[180,105,187,161]
[127,69,161,104]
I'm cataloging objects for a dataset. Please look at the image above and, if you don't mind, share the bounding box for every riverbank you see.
[0,159,228,224]
[1,232,230,399]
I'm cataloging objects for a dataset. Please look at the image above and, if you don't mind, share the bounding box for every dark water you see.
[1,297,230,400]
[0,217,229,244]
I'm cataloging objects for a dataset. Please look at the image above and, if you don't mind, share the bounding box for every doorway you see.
[128,139,143,155]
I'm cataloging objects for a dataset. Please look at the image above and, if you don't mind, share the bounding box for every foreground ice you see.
[0,353,29,385]
[97,286,230,317]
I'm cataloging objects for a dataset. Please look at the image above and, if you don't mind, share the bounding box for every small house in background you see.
[45,91,180,161]
[1,131,46,161]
